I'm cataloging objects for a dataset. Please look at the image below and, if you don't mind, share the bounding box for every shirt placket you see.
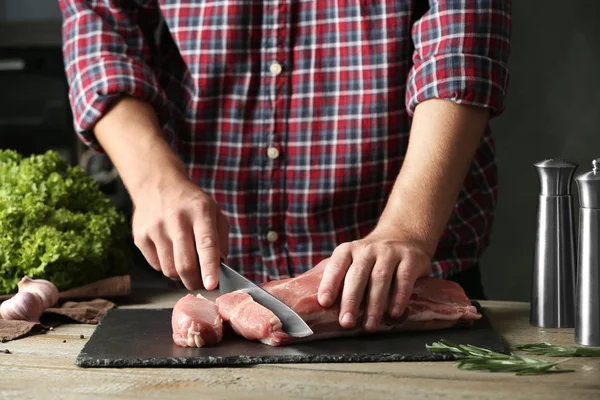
[257,0,289,280]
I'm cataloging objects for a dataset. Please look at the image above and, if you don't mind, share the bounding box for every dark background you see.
[1,1,599,301]
[479,1,600,301]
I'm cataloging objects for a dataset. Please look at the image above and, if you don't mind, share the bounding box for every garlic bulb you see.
[17,277,58,308]
[0,291,46,322]
[0,276,59,322]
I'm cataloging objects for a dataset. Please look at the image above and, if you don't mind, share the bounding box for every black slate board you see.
[76,302,505,368]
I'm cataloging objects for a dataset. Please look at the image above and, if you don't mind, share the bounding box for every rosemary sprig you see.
[426,340,574,375]
[514,342,600,357]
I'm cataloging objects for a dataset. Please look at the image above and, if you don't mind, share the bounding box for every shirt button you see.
[266,230,279,243]
[267,146,280,160]
[270,61,282,75]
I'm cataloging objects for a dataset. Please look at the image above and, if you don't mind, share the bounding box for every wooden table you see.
[1,288,599,400]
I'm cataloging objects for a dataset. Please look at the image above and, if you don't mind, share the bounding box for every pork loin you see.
[216,262,481,346]
[171,294,223,347]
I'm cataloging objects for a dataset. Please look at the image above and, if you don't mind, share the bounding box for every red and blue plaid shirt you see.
[59,0,511,283]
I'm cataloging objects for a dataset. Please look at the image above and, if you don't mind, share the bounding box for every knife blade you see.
[218,260,314,338]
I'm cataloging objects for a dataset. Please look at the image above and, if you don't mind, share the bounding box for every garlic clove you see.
[0,276,60,322]
[18,276,59,309]
[0,291,46,322]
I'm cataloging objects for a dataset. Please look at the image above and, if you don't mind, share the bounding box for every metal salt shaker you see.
[531,159,578,328]
[575,159,600,346]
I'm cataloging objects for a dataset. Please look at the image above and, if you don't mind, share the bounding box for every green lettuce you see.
[0,149,130,294]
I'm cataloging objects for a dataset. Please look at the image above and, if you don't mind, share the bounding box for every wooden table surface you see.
[1,288,599,400]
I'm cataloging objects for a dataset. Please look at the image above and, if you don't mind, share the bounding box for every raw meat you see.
[216,291,289,346]
[171,294,223,347]
[215,262,481,346]
[171,262,481,347]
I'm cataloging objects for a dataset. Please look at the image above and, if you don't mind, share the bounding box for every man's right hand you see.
[93,97,228,290]
[131,176,229,290]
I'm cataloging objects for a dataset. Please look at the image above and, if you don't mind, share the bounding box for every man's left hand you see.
[317,224,432,333]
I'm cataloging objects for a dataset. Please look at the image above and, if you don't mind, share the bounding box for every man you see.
[58,0,511,333]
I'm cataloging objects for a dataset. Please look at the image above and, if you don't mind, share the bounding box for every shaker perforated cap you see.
[575,159,600,209]
[533,158,578,196]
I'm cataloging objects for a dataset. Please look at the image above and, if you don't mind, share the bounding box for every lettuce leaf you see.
[0,149,130,294]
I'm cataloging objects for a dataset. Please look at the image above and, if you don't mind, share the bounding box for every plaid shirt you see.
[59,0,511,283]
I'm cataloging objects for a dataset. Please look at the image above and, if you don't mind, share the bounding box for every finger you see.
[193,216,221,291]
[134,235,160,272]
[388,260,418,318]
[363,258,396,332]
[151,230,177,280]
[318,243,353,307]
[169,219,202,290]
[339,254,375,329]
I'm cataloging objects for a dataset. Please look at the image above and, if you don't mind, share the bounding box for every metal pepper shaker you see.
[574,159,600,346]
[531,159,578,328]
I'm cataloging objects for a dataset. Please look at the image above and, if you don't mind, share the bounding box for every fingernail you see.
[365,316,378,331]
[341,312,354,325]
[391,305,402,317]
[204,275,215,289]
[319,292,332,306]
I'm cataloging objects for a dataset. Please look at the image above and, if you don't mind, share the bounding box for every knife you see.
[218,260,314,338]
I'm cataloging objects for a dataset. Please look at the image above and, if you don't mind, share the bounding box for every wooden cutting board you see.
[75,302,505,368]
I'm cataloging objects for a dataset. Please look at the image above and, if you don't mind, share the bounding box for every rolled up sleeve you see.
[59,0,167,151]
[406,0,511,118]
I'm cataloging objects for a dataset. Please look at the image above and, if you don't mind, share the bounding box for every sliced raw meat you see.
[171,294,223,347]
[215,292,289,346]
[217,262,481,346]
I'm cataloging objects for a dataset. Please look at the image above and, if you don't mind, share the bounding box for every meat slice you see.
[216,292,289,346]
[216,262,481,346]
[172,294,223,347]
